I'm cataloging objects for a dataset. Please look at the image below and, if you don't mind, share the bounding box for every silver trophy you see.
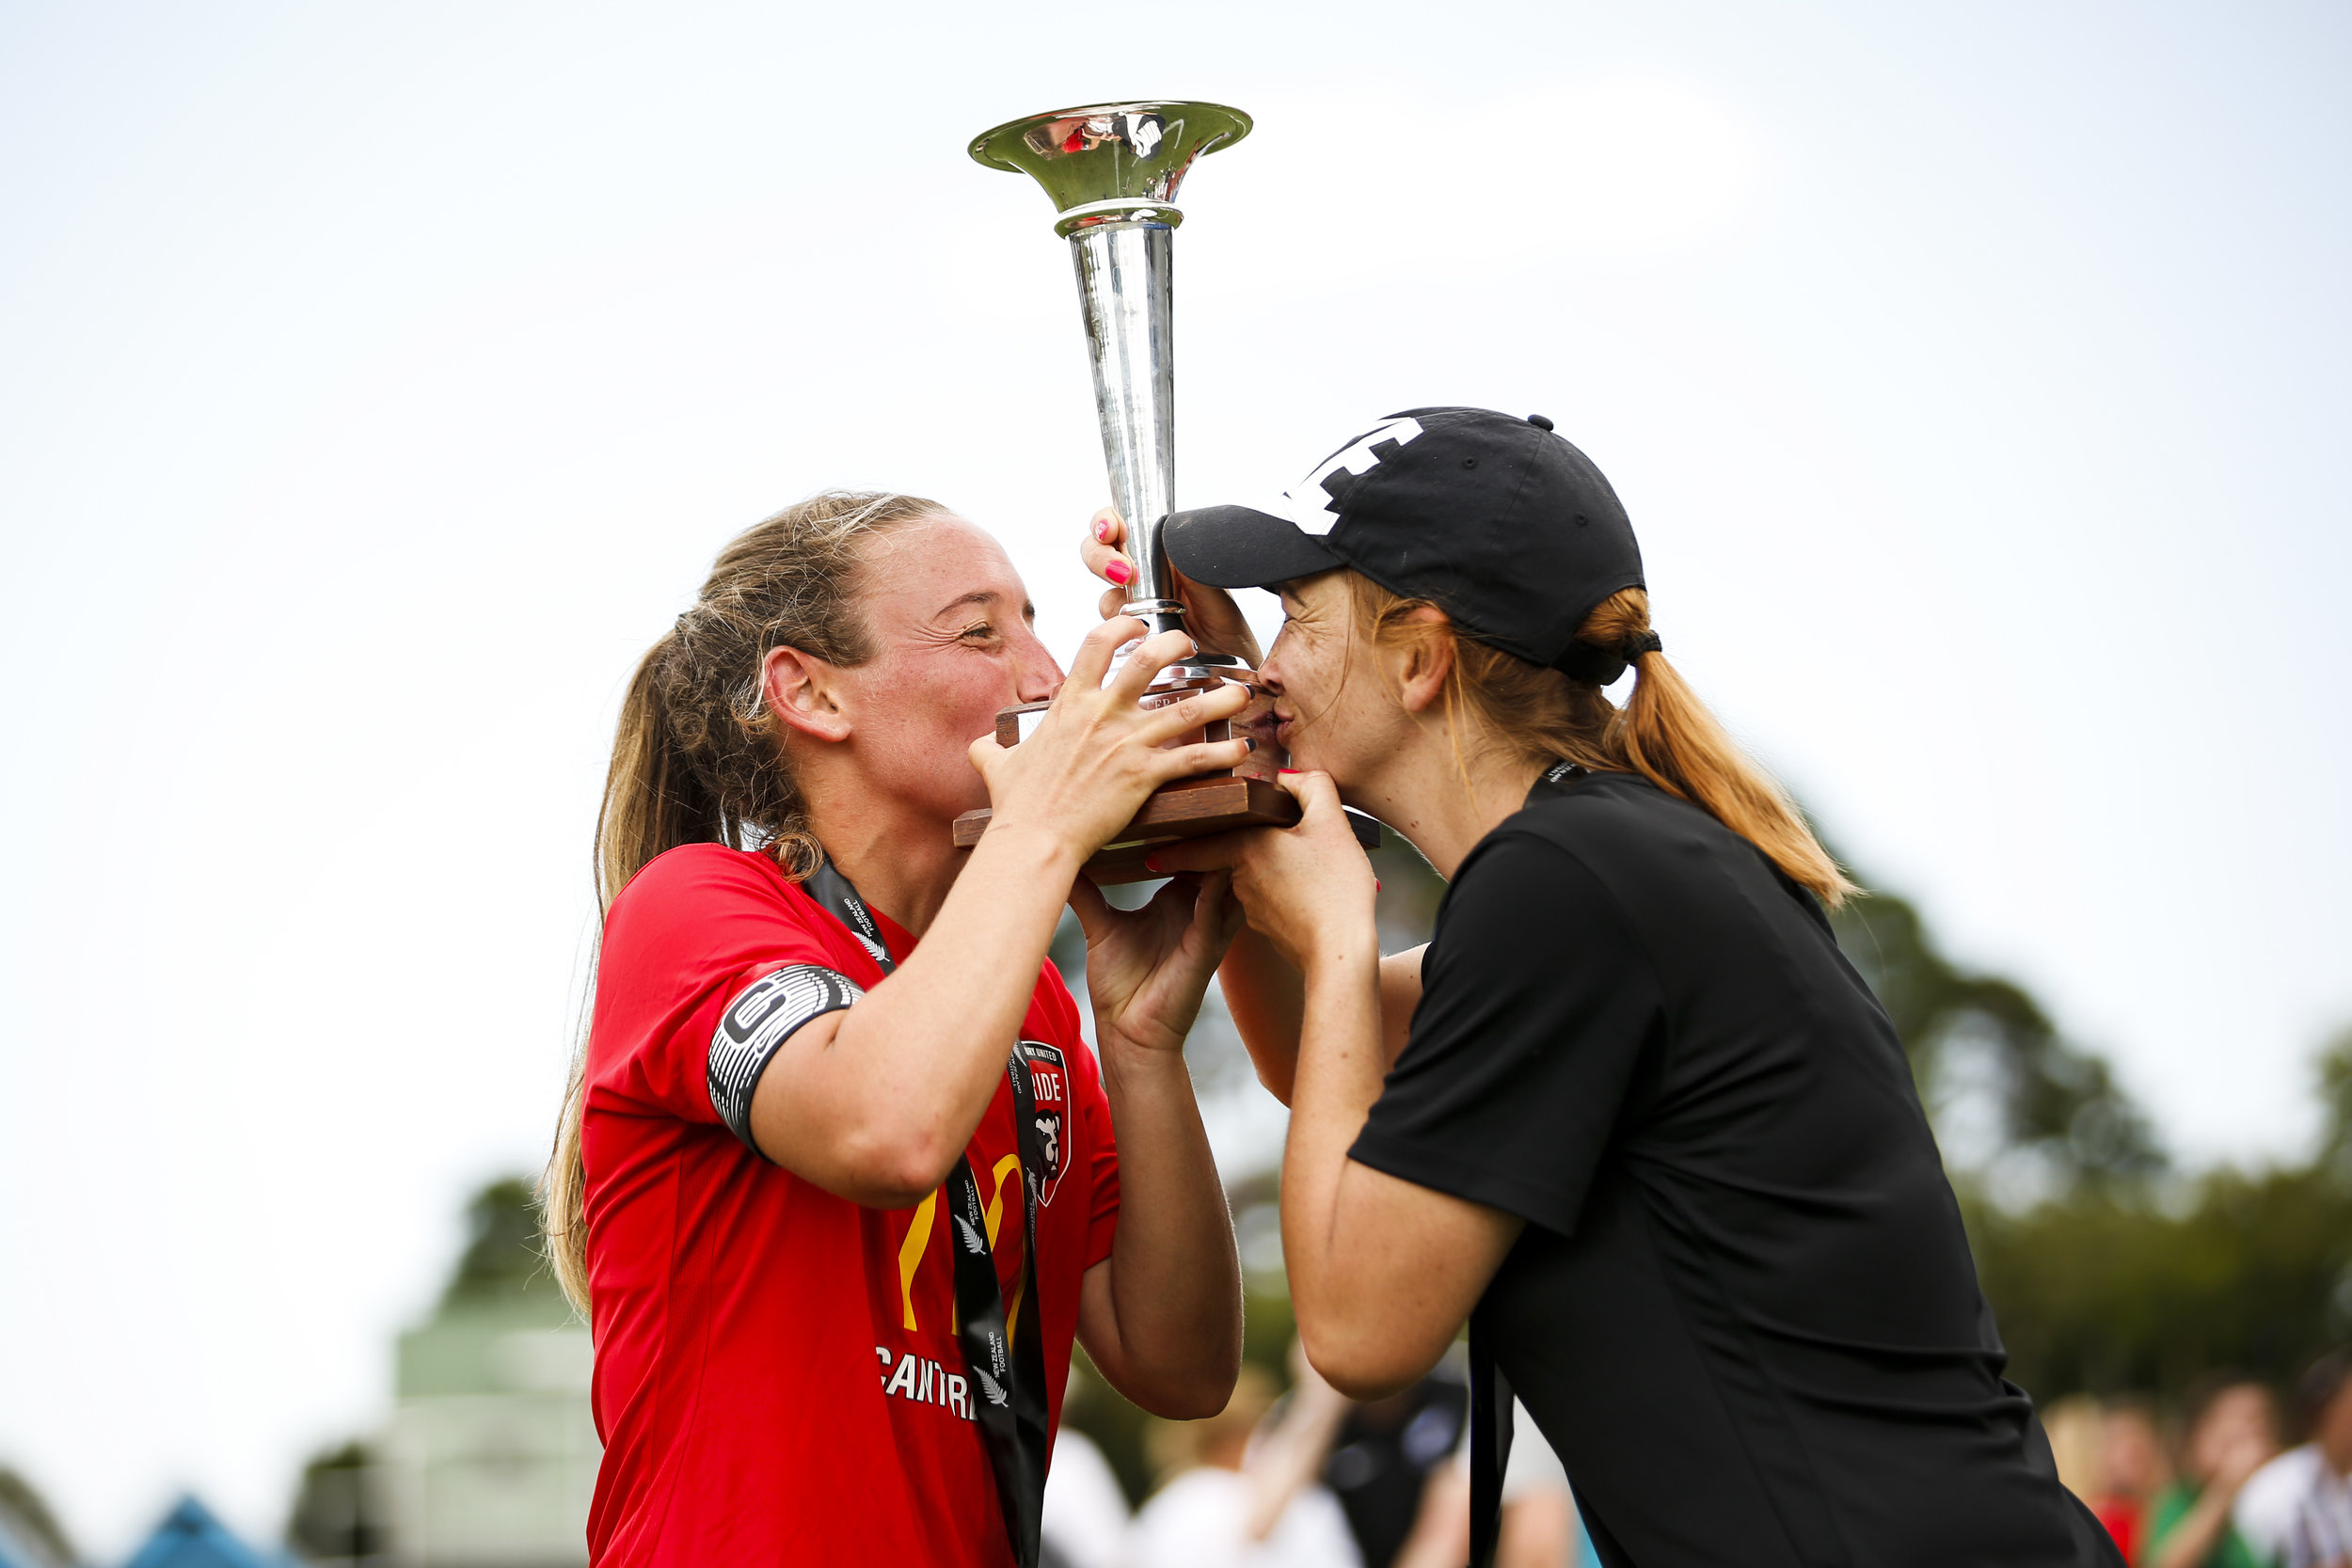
[953,101,1300,879]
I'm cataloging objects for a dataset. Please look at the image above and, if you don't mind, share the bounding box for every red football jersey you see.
[580,844,1120,1567]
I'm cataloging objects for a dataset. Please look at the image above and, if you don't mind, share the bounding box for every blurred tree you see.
[1830,889,2163,1191]
[0,1465,76,1568]
[1969,1151,2352,1402]
[444,1176,562,1306]
[2318,1024,2352,1184]
[285,1441,389,1566]
[1829,874,2351,1403]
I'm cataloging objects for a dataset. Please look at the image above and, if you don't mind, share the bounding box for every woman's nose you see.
[1015,629,1063,704]
[1255,639,1287,695]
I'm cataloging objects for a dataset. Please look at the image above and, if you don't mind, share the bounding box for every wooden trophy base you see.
[952,773,1302,885]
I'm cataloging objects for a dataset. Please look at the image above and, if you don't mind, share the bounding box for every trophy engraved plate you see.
[955,100,1301,881]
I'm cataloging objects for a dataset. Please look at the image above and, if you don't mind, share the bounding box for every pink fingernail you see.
[1094,517,1112,542]
[1375,879,1383,892]
[1279,768,1301,775]
[1105,559,1133,585]
[1144,853,1165,873]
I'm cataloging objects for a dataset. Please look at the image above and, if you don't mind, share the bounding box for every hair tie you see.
[1551,630,1661,684]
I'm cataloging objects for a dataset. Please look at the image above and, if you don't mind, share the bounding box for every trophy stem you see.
[1071,220,1177,610]
[958,99,1294,873]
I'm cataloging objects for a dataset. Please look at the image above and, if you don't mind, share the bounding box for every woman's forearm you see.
[1085,1044,1243,1417]
[1219,932,1429,1106]
[1279,934,1515,1398]
[1279,938,1388,1349]
[1218,927,1308,1101]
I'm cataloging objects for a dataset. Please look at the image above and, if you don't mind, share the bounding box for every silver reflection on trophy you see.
[968,102,1252,688]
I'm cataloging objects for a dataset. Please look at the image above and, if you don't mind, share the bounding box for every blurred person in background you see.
[1127,1365,1360,1568]
[1317,1368,1467,1567]
[2237,1349,2352,1568]
[1084,408,2124,1566]
[1042,1426,1134,1568]
[1247,1338,1581,1568]
[2048,1396,2112,1509]
[2145,1379,2280,1568]
[1394,1399,1588,1568]
[2097,1397,2173,1562]
[547,494,1252,1567]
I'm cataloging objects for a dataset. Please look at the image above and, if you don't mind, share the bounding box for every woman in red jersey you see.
[544,492,1251,1568]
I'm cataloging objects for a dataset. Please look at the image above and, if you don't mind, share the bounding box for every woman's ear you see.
[1390,606,1455,716]
[763,645,853,743]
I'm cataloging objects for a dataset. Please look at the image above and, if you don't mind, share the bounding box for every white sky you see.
[3,0,2346,1555]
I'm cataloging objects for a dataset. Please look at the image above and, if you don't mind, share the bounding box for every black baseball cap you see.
[1163,406,1647,682]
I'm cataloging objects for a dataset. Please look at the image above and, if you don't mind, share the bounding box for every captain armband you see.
[707,965,865,1152]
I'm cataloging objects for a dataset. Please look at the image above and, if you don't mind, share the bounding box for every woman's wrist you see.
[1299,941,1379,991]
[968,816,1087,878]
[1097,1030,1196,1089]
[1294,909,1381,985]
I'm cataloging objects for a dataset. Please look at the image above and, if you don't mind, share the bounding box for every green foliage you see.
[1968,1166,2352,1401]
[0,1466,76,1568]
[285,1441,390,1564]
[1829,876,2352,1404]
[1967,1030,2352,1404]
[1830,889,2163,1190]
[2319,1025,2352,1183]
[442,1177,561,1306]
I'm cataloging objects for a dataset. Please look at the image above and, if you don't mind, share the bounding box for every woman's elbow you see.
[1295,1321,1436,1403]
[1248,1057,1296,1106]
[801,1115,963,1211]
[1125,1358,1242,1421]
[864,1137,962,1210]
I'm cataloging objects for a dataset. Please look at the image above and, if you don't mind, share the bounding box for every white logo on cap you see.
[1272,416,1423,536]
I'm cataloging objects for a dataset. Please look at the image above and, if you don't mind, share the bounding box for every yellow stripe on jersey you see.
[900,1153,1023,1336]
[983,1154,1023,1249]
[897,1192,937,1332]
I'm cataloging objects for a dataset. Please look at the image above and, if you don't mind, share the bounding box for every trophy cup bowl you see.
[955,102,1306,882]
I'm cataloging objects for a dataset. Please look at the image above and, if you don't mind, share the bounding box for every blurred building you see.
[123,1497,288,1568]
[383,1285,597,1567]
[293,1179,601,1568]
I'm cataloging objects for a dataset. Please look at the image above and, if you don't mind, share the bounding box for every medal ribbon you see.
[803,854,1053,1568]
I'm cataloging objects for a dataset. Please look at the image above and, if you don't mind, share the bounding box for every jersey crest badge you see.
[1016,1040,1069,1207]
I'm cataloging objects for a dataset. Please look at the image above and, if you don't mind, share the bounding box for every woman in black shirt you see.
[1084,406,2120,1568]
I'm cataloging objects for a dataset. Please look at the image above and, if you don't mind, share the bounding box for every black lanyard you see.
[1468,1305,1516,1568]
[803,854,1052,1568]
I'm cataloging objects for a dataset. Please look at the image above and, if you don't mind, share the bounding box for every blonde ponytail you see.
[542,490,946,1314]
[1349,576,1856,908]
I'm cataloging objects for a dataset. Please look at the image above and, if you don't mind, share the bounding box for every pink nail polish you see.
[1279,768,1301,775]
[1094,517,1112,542]
[1144,853,1164,873]
[1105,559,1133,586]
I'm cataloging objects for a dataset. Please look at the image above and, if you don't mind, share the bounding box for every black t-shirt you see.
[1351,769,2120,1568]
